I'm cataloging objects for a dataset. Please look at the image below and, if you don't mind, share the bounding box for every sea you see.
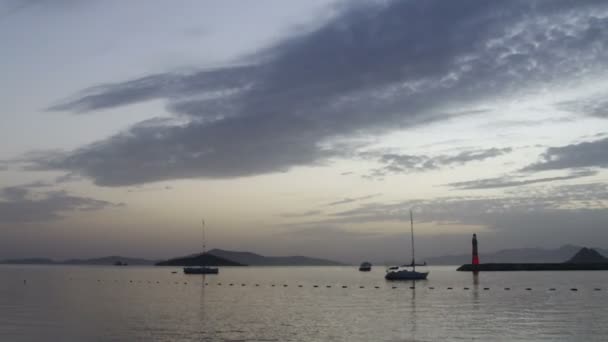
[1,265,607,341]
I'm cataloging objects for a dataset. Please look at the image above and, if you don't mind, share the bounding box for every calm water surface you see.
[1,265,607,341]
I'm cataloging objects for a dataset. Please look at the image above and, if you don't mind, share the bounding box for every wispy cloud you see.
[279,209,323,218]
[557,93,608,118]
[0,184,123,224]
[326,193,382,207]
[364,147,512,179]
[446,169,597,190]
[523,137,608,172]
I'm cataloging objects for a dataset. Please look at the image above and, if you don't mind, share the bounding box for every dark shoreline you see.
[457,263,608,271]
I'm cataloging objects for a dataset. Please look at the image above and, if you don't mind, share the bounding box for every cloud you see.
[279,209,322,218]
[446,169,597,190]
[306,182,608,228]
[326,193,382,206]
[31,0,608,186]
[365,147,512,178]
[0,184,123,224]
[557,93,608,118]
[523,137,608,171]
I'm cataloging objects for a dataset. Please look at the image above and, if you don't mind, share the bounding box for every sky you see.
[1,0,607,264]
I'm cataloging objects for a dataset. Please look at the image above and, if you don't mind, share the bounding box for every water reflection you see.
[198,274,207,341]
[410,280,417,340]
[472,272,480,304]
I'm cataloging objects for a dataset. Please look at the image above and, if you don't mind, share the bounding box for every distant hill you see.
[567,248,608,264]
[427,245,608,265]
[208,249,345,266]
[155,253,244,266]
[0,258,56,265]
[63,256,156,265]
[0,256,156,265]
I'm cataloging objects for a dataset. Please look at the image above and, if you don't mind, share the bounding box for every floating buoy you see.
[271,284,276,287]
[483,287,490,290]
[255,284,259,286]
[447,287,453,290]
[229,283,234,286]
[374,286,380,289]
[298,285,303,287]
[429,287,434,290]
[313,285,319,288]
[283,284,288,287]
[392,286,397,289]
[570,288,578,291]
[526,288,532,291]
[464,287,469,290]
[241,284,246,286]
[326,285,332,288]
[549,288,556,291]
[594,288,601,291]
[504,288,510,290]
[342,285,347,288]
[217,283,222,286]
[360,286,365,289]
[409,286,415,289]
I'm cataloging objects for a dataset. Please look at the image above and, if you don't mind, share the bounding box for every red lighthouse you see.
[472,234,479,265]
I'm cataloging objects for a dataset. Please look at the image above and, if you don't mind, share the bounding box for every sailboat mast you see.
[201,219,205,268]
[202,219,206,255]
[410,210,415,271]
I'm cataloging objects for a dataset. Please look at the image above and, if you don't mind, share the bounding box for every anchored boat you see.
[184,219,219,275]
[385,210,428,280]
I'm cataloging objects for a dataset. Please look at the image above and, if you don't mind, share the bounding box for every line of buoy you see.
[52,279,606,292]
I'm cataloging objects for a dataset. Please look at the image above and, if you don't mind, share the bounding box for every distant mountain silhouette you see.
[208,249,345,266]
[0,258,56,265]
[63,256,156,265]
[155,253,244,266]
[567,248,608,264]
[1,256,156,265]
[428,245,608,264]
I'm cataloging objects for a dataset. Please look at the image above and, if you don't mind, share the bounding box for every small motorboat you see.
[359,262,372,271]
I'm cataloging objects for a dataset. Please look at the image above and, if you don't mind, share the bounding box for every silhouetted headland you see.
[428,244,608,265]
[458,247,608,271]
[1,256,156,265]
[207,249,345,266]
[155,253,244,266]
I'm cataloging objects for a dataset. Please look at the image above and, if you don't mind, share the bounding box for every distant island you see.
[0,256,157,266]
[206,249,345,266]
[1,249,344,267]
[428,244,608,265]
[155,253,244,266]
[457,247,608,271]
[155,249,344,266]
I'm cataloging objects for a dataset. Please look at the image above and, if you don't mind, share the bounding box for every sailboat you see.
[184,219,219,275]
[385,210,428,280]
